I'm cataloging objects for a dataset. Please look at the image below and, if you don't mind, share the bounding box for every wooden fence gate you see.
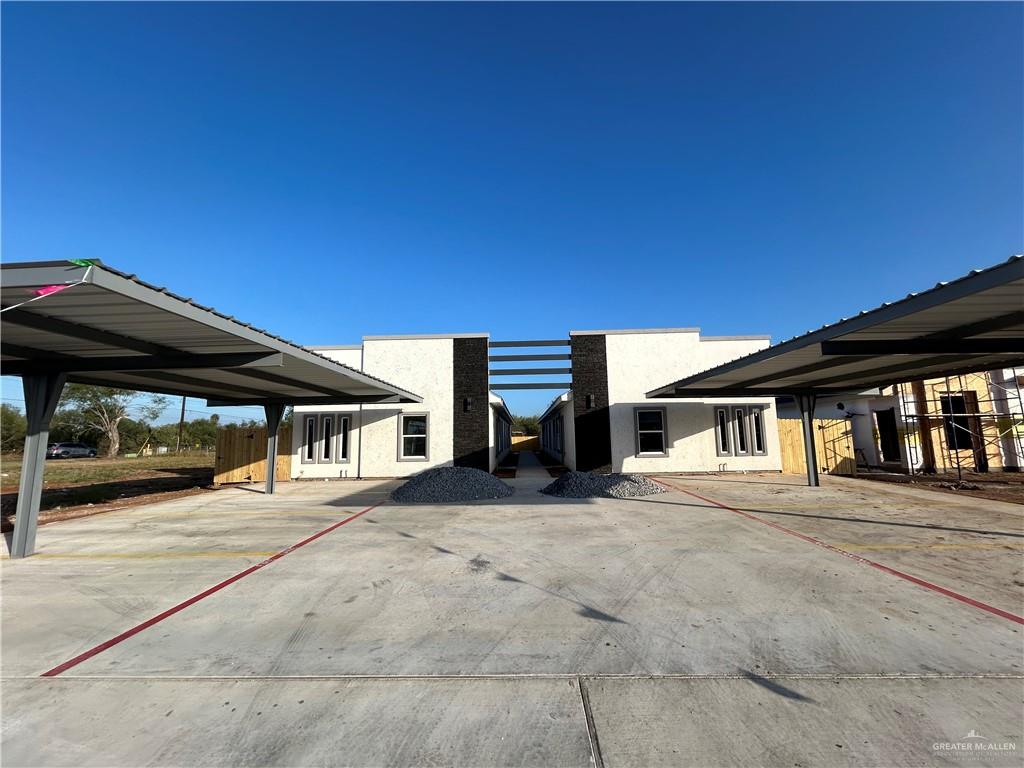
[511,435,540,452]
[214,426,292,485]
[778,418,857,476]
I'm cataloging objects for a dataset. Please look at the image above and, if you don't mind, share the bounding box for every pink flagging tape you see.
[41,502,382,677]
[654,479,1024,626]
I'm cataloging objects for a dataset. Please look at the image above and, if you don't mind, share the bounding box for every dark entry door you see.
[874,408,900,464]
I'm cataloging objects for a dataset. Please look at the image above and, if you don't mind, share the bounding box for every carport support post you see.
[797,393,820,488]
[263,403,285,495]
[11,373,67,558]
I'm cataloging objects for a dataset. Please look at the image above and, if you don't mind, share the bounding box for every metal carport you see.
[1,259,422,558]
[646,254,1024,486]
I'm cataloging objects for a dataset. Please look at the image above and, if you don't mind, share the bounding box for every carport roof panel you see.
[646,255,1024,398]
[1,260,422,404]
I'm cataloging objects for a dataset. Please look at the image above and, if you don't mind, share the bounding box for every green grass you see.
[0,452,214,490]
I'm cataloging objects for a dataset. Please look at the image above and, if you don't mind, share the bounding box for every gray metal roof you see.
[1,260,422,405]
[647,254,1024,398]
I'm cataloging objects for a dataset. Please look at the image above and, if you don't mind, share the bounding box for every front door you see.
[874,408,900,464]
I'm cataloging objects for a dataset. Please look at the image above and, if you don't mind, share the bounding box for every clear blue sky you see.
[2,2,1022,419]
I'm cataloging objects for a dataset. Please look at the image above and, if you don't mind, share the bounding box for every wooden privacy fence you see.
[778,418,857,476]
[214,426,292,485]
[511,435,540,452]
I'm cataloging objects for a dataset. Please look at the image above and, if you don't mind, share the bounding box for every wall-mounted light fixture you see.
[586,394,595,409]
[464,397,473,412]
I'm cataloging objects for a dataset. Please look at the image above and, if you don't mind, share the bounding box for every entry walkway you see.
[508,451,551,494]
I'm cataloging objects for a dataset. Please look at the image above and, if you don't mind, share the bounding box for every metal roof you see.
[647,255,1024,398]
[1,260,422,405]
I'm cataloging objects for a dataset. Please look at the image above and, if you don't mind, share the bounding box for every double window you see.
[715,405,767,457]
[399,413,429,460]
[301,413,351,464]
[634,408,668,457]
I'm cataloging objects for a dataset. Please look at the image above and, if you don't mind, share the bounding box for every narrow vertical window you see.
[400,414,428,459]
[320,416,333,463]
[715,408,731,456]
[303,415,317,463]
[337,416,349,461]
[733,407,749,455]
[751,407,766,455]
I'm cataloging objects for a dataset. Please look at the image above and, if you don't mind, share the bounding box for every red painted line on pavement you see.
[654,478,1024,626]
[41,502,382,677]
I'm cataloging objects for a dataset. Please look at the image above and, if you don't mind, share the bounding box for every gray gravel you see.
[540,471,665,499]
[391,466,514,503]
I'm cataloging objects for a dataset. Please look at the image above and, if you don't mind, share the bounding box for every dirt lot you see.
[856,470,1024,505]
[0,453,214,530]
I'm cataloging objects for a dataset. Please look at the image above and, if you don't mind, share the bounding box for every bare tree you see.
[58,385,168,457]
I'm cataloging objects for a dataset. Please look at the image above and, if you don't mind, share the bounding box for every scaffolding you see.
[896,367,1024,482]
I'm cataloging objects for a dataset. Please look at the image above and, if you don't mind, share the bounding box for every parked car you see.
[45,442,98,459]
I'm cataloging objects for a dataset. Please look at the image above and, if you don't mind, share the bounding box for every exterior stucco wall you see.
[604,331,782,473]
[291,339,455,479]
[539,394,577,470]
[488,403,495,472]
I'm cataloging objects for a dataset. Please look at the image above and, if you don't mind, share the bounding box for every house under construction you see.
[781,367,1024,478]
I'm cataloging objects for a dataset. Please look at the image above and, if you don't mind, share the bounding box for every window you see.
[750,407,767,455]
[302,415,317,463]
[715,408,731,456]
[336,416,350,462]
[319,415,334,463]
[400,414,428,460]
[301,413,351,464]
[716,405,770,458]
[635,408,667,456]
[940,394,973,450]
[733,407,749,455]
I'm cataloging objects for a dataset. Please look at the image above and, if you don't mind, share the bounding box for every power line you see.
[0,396,264,424]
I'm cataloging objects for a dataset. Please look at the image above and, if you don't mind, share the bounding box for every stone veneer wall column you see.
[452,336,491,471]
[570,334,612,473]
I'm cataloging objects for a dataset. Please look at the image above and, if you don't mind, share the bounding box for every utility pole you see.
[175,396,186,453]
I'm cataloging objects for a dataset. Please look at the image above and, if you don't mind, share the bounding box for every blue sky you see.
[3,2,1022,419]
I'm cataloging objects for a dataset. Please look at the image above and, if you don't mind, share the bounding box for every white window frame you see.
[732,407,750,456]
[336,415,351,463]
[398,412,429,461]
[301,414,318,464]
[715,407,732,457]
[750,406,767,456]
[318,414,335,464]
[634,407,668,457]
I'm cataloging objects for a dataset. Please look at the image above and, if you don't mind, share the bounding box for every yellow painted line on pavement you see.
[833,542,1021,551]
[30,550,277,560]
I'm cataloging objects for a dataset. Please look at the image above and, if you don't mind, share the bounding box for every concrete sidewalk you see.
[507,450,552,494]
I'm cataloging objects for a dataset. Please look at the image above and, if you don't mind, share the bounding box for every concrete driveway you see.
[2,472,1022,767]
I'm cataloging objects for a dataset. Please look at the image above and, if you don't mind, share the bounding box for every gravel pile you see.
[391,466,514,503]
[541,471,665,499]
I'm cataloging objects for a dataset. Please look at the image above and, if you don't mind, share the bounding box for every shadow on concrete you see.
[629,494,1024,539]
[740,669,815,703]
[1,471,216,533]
[368,518,630,626]
[656,474,800,487]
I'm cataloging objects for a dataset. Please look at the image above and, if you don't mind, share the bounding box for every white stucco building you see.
[290,327,782,480]
[291,334,512,479]
[540,329,782,474]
